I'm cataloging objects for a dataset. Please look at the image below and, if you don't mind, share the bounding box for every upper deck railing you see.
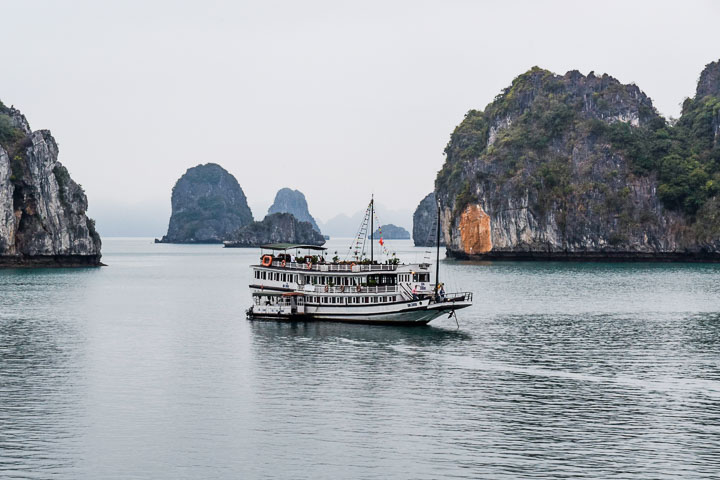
[268,261,398,272]
[438,292,473,303]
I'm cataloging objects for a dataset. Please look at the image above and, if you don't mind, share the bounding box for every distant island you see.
[223,212,325,247]
[0,101,102,266]
[413,193,444,247]
[429,59,720,261]
[371,224,410,240]
[156,170,325,247]
[156,163,253,243]
[268,188,322,234]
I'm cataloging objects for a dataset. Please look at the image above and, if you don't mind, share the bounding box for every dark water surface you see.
[1,238,720,479]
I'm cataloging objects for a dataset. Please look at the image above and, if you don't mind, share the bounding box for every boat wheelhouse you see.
[245,198,473,325]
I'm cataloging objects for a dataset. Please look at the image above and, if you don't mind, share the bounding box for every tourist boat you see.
[245,198,473,325]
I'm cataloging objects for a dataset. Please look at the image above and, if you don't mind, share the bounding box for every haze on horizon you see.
[1,0,718,236]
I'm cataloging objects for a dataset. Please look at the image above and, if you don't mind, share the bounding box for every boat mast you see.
[370,195,374,263]
[435,201,440,292]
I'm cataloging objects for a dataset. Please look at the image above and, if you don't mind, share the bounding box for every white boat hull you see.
[248,298,471,325]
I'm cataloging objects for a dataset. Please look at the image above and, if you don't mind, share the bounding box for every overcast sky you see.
[2,0,719,236]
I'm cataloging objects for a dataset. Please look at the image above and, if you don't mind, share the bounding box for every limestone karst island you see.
[156,164,325,247]
[0,102,101,266]
[428,60,720,261]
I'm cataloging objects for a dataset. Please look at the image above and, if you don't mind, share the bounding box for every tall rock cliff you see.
[413,192,444,246]
[268,188,321,234]
[224,213,325,247]
[158,163,253,243]
[0,101,101,266]
[435,63,720,260]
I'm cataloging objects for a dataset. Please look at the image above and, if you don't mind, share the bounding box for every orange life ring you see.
[350,262,356,268]
[261,255,273,267]
[281,259,286,267]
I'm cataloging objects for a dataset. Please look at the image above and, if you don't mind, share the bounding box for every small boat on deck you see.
[245,197,473,325]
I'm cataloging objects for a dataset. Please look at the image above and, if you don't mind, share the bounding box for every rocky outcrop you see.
[413,192,444,246]
[0,101,101,266]
[268,188,321,233]
[224,213,325,247]
[696,60,720,99]
[371,224,410,240]
[435,63,720,261]
[158,163,253,243]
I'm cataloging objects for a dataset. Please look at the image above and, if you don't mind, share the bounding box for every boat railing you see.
[438,291,473,303]
[298,284,399,294]
[270,261,397,272]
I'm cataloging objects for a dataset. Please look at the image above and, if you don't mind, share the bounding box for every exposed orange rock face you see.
[459,204,492,254]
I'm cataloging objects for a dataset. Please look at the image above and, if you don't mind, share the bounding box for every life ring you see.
[350,262,356,269]
[261,255,273,267]
[280,259,286,267]
[324,285,329,293]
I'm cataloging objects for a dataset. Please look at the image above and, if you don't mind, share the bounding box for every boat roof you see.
[260,243,327,251]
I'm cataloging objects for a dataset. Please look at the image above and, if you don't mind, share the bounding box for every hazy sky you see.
[2,0,719,236]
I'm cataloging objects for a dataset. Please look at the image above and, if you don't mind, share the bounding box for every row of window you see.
[399,273,430,283]
[306,295,398,305]
[254,271,298,282]
[253,269,430,285]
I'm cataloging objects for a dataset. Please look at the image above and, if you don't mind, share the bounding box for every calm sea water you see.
[1,238,720,479]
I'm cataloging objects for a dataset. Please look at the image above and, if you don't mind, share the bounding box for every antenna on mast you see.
[435,200,441,296]
[370,195,374,263]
